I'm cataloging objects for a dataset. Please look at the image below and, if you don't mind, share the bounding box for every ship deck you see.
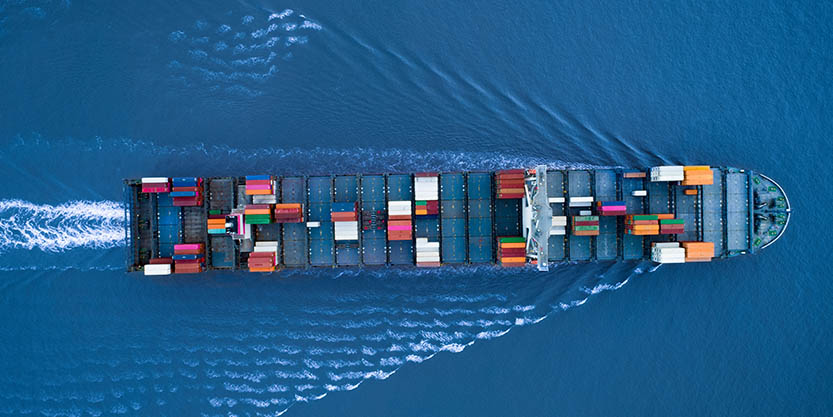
[124,166,785,272]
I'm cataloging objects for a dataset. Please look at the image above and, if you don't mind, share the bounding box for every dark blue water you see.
[1,0,831,415]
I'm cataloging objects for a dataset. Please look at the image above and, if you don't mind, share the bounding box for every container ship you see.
[123,165,790,275]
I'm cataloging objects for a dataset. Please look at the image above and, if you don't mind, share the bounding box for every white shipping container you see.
[651,247,686,263]
[141,177,169,184]
[306,221,320,228]
[569,202,592,208]
[416,254,441,261]
[632,190,648,197]
[416,246,440,253]
[253,246,278,253]
[255,241,278,247]
[548,197,566,203]
[144,264,172,276]
[579,210,592,216]
[253,195,277,204]
[414,177,438,183]
[551,216,567,226]
[653,242,680,248]
[335,234,359,241]
[550,226,566,235]
[570,196,594,203]
[414,193,439,201]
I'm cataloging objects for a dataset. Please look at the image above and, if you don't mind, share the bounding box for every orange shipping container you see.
[245,209,271,215]
[274,203,302,209]
[501,257,526,263]
[500,242,525,249]
[246,189,272,195]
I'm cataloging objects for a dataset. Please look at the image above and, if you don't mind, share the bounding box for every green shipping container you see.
[573,225,600,231]
[659,219,685,225]
[631,215,658,220]
[573,216,599,221]
[499,237,525,243]
[415,201,427,205]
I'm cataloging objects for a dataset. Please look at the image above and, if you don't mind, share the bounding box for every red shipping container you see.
[149,258,173,264]
[246,179,271,186]
[498,169,524,175]
[175,258,203,264]
[414,172,439,177]
[246,204,270,209]
[573,221,599,226]
[173,186,200,192]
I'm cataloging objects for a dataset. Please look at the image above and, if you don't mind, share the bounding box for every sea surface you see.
[1,1,832,416]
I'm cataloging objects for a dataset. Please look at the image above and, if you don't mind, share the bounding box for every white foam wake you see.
[0,199,125,252]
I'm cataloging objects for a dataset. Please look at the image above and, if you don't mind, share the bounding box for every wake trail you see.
[0,199,125,253]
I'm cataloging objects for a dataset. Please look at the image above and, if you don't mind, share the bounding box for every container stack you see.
[415,238,440,267]
[550,216,567,235]
[659,218,685,234]
[173,243,204,274]
[651,242,686,263]
[207,214,228,235]
[414,200,439,216]
[244,204,272,224]
[245,175,274,195]
[496,169,525,199]
[681,166,714,185]
[333,202,359,241]
[571,216,600,236]
[141,177,170,193]
[273,203,303,223]
[681,241,715,262]
[171,177,203,207]
[650,166,685,182]
[387,201,413,241]
[144,258,173,276]
[414,174,439,214]
[625,214,660,235]
[497,237,526,266]
[248,241,278,272]
[569,197,594,208]
[596,201,626,216]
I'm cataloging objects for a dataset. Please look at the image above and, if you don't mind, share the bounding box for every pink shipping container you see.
[174,243,203,251]
[245,184,271,190]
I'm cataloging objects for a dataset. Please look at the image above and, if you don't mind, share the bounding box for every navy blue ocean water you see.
[1,1,832,415]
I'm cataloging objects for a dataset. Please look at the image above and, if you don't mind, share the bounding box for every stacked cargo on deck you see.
[550,216,567,235]
[245,204,272,224]
[245,175,274,195]
[415,238,440,266]
[144,257,173,275]
[650,166,685,182]
[497,237,526,266]
[569,196,594,208]
[248,241,278,272]
[682,241,714,262]
[596,201,626,216]
[170,177,203,206]
[141,177,170,193]
[572,215,600,236]
[332,202,359,241]
[274,203,303,223]
[173,243,204,273]
[388,201,413,241]
[651,242,685,263]
[625,214,660,235]
[681,166,714,185]
[414,174,439,215]
[496,170,524,199]
[659,217,685,234]
[207,214,227,235]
